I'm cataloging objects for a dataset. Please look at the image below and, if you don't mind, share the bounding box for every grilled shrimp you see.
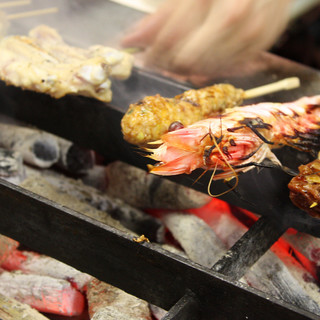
[147,96,320,181]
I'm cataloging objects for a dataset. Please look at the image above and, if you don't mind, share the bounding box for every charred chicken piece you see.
[121,84,244,145]
[289,159,320,217]
[0,25,133,102]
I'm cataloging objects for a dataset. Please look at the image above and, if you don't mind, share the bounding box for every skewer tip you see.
[280,77,300,90]
[243,76,301,99]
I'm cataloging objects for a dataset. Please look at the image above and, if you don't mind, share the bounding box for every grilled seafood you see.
[147,96,320,184]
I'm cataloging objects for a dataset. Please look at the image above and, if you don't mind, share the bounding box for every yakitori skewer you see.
[121,77,300,145]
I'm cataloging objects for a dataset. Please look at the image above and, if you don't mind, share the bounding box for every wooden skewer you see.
[7,7,58,20]
[0,0,31,9]
[122,51,301,101]
[244,77,300,99]
[122,47,144,54]
[108,0,158,14]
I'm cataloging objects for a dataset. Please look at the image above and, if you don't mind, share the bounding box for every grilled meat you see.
[289,159,320,217]
[0,25,133,102]
[121,84,244,145]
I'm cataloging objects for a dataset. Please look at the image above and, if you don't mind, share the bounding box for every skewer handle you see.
[7,7,58,20]
[122,47,144,54]
[0,0,30,9]
[244,77,300,99]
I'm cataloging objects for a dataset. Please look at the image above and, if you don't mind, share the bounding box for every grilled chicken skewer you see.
[121,77,300,145]
[0,25,133,102]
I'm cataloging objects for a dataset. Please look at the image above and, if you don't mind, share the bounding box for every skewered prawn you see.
[146,96,320,189]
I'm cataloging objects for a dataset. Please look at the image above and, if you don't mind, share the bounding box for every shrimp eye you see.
[203,145,216,165]
[168,121,184,132]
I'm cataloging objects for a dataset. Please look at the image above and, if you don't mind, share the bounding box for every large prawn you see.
[146,96,320,195]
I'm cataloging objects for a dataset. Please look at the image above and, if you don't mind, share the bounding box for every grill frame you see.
[0,54,320,319]
[0,178,317,320]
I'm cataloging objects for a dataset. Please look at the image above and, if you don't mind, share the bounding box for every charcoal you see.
[55,136,95,175]
[23,167,164,242]
[104,161,211,210]
[0,292,50,320]
[163,213,226,268]
[284,231,320,274]
[87,278,152,320]
[80,165,108,191]
[0,148,25,184]
[20,175,130,234]
[0,270,85,316]
[0,123,59,168]
[2,250,92,292]
[209,210,320,315]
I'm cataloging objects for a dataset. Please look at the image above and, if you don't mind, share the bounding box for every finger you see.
[154,0,255,75]
[233,0,290,55]
[145,0,213,64]
[121,0,179,48]
[166,0,289,76]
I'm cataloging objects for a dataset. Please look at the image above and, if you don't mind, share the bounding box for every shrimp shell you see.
[147,96,320,180]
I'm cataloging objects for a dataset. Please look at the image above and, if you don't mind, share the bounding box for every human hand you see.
[122,0,291,80]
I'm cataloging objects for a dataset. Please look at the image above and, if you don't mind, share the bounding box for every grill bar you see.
[162,290,200,320]
[212,216,288,280]
[0,178,317,320]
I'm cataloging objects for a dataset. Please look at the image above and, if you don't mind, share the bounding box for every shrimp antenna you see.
[207,135,239,197]
[193,168,209,185]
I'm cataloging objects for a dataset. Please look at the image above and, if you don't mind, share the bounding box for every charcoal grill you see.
[0,54,320,319]
[1,1,320,319]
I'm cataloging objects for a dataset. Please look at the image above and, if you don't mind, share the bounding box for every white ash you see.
[0,270,73,301]
[0,123,59,169]
[20,175,131,234]
[87,279,152,320]
[272,246,320,310]
[163,213,226,268]
[0,292,49,320]
[0,148,25,184]
[284,232,320,266]
[104,161,211,210]
[81,165,108,191]
[24,166,164,242]
[17,251,92,292]
[247,250,320,316]
[209,211,320,315]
